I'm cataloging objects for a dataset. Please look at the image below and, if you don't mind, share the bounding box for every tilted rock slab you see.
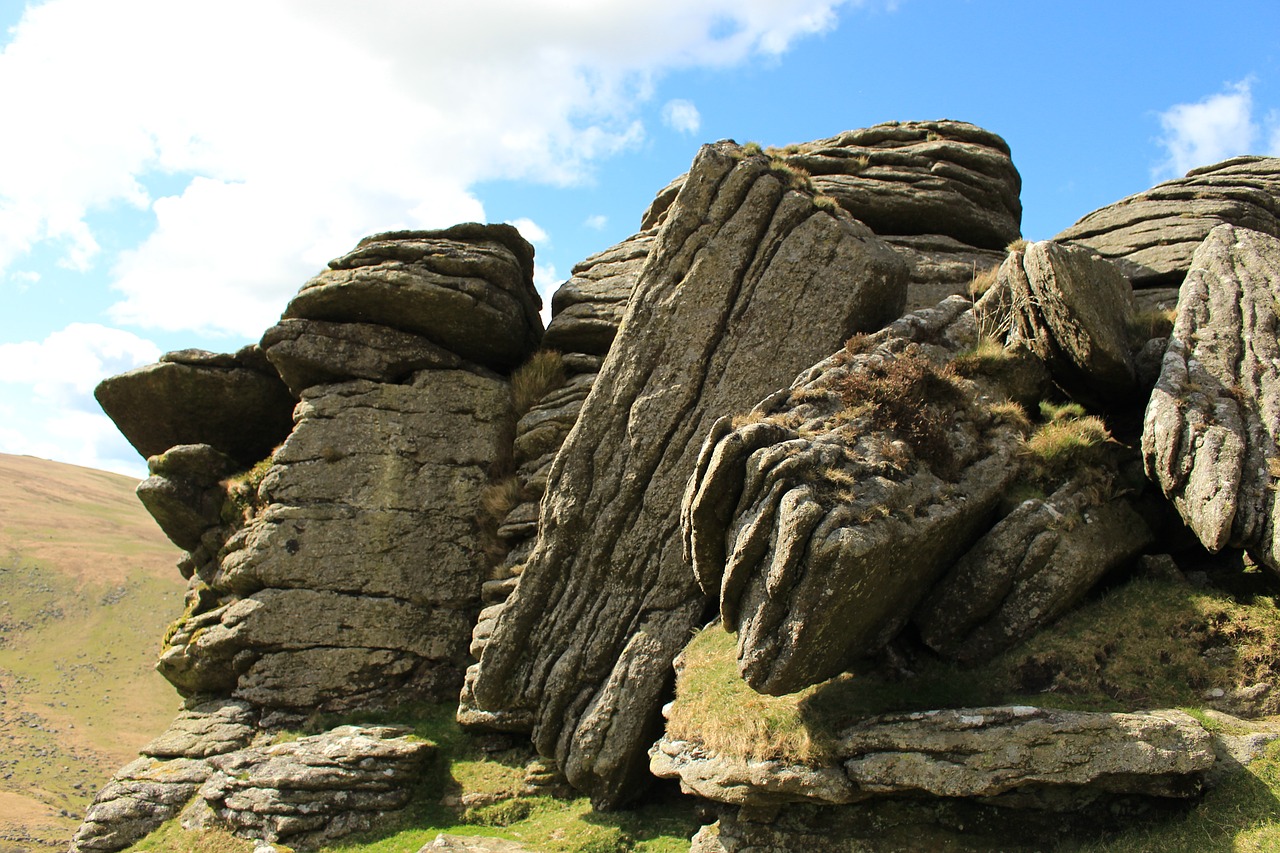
[1056,156,1280,287]
[194,725,432,849]
[1003,241,1138,404]
[157,370,510,711]
[465,141,908,807]
[652,706,1213,809]
[1143,224,1280,572]
[915,468,1154,663]
[95,346,296,467]
[283,223,542,372]
[683,297,1025,695]
[783,120,1022,250]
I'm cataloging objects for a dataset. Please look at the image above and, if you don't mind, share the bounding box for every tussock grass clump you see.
[1128,307,1177,345]
[987,400,1033,434]
[668,627,833,763]
[219,457,274,526]
[1006,237,1030,253]
[968,265,1001,299]
[951,336,1016,377]
[835,348,968,479]
[1020,412,1111,482]
[511,350,566,418]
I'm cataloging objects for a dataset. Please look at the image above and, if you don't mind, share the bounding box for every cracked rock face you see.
[158,370,509,711]
[195,725,432,849]
[284,223,542,372]
[1002,241,1139,405]
[465,140,908,808]
[653,706,1214,809]
[683,298,1026,695]
[1056,156,1280,287]
[783,120,1022,250]
[1143,224,1280,573]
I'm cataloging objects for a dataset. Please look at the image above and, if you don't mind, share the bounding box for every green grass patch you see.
[125,702,698,853]
[670,579,1280,766]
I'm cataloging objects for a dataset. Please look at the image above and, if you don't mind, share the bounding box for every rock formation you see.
[1143,223,1280,573]
[464,140,908,808]
[1056,155,1280,286]
[77,122,1280,852]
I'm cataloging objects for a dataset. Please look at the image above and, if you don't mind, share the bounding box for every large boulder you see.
[543,230,658,356]
[1002,241,1139,404]
[1143,224,1280,573]
[465,140,909,807]
[194,725,432,849]
[782,120,1022,250]
[283,223,543,372]
[1056,156,1280,287]
[94,347,296,467]
[683,297,1025,695]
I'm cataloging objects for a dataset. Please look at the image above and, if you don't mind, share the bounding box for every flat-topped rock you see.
[783,120,1022,250]
[283,223,542,372]
[95,348,296,467]
[1056,156,1280,287]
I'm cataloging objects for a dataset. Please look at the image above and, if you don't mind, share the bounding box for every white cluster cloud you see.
[0,0,859,339]
[0,323,161,475]
[1155,79,1280,177]
[662,99,703,135]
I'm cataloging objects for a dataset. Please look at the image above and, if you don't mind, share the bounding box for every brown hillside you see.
[0,453,183,852]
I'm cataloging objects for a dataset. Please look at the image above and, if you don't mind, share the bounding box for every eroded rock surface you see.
[95,347,296,467]
[654,706,1213,808]
[783,120,1022,249]
[1143,224,1280,572]
[159,370,510,711]
[465,140,908,807]
[284,223,542,372]
[193,726,432,850]
[1002,241,1138,403]
[683,298,1025,694]
[1057,156,1280,287]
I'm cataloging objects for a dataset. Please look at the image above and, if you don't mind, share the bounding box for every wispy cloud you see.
[1154,79,1276,178]
[0,0,859,338]
[584,214,609,230]
[662,99,702,135]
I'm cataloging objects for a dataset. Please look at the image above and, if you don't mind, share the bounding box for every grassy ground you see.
[667,569,1280,851]
[0,454,183,852]
[126,703,700,853]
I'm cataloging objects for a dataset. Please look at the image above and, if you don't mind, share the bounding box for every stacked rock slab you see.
[80,223,541,851]
[151,225,536,714]
[781,120,1021,309]
[1056,156,1280,287]
[1143,224,1280,574]
[465,141,909,808]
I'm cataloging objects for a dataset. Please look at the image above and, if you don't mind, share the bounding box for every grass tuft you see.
[511,350,566,419]
[835,347,968,479]
[1006,238,1030,253]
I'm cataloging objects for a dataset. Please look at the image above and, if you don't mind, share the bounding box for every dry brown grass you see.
[835,348,968,479]
[511,350,566,418]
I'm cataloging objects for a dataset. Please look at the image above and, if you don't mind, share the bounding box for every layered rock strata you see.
[465,140,909,807]
[1056,156,1280,287]
[653,706,1213,807]
[1143,224,1280,574]
[781,120,1022,309]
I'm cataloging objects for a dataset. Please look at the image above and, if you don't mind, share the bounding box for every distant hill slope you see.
[0,454,183,852]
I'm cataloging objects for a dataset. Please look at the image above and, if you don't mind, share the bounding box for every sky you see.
[1,0,1278,479]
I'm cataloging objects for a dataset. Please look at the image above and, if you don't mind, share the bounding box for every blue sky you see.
[1,0,1278,477]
